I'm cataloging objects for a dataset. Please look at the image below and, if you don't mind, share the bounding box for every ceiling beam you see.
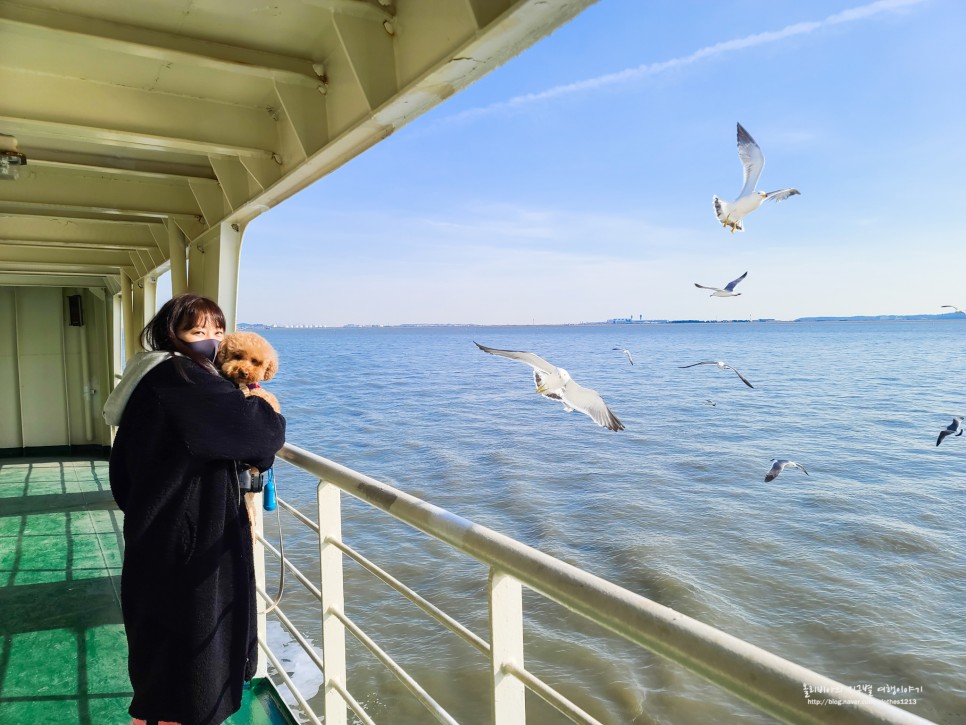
[0,4,324,88]
[0,244,137,266]
[332,11,397,115]
[0,214,161,244]
[0,261,125,276]
[27,156,220,184]
[301,0,394,23]
[0,272,110,287]
[3,165,204,218]
[0,201,204,232]
[0,238,161,252]
[0,200,174,222]
[0,114,275,161]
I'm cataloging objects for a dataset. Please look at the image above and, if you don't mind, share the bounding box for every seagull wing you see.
[737,123,764,198]
[764,460,783,482]
[624,350,635,365]
[678,361,719,369]
[474,342,558,374]
[694,283,721,291]
[559,378,625,431]
[724,271,748,292]
[724,365,755,388]
[763,188,800,203]
[790,462,809,476]
[937,426,955,446]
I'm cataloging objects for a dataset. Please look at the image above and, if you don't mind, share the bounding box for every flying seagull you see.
[713,123,800,233]
[941,305,966,316]
[936,416,963,446]
[695,271,748,297]
[764,459,809,482]
[679,360,754,389]
[612,347,635,365]
[475,342,624,431]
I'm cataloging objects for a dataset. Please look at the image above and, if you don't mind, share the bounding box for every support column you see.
[213,222,243,332]
[189,222,245,331]
[167,220,189,297]
[120,270,135,365]
[187,235,205,296]
[132,282,145,348]
[253,499,268,679]
[142,276,157,326]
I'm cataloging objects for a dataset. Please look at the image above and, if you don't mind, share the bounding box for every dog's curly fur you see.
[215,331,281,530]
[215,331,280,413]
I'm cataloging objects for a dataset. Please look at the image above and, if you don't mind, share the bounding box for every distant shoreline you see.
[239,314,966,330]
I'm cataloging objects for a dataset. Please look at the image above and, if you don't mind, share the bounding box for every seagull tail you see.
[713,196,742,231]
[712,196,728,223]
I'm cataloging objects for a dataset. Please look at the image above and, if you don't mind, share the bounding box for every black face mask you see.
[185,338,220,363]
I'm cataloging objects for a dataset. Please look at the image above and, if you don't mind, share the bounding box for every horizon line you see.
[240,313,966,329]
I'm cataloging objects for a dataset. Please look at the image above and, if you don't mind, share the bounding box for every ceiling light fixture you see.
[0,134,27,181]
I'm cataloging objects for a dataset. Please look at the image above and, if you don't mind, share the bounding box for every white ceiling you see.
[0,0,595,288]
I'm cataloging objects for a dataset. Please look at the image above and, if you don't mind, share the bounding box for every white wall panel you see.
[0,288,23,448]
[16,287,69,447]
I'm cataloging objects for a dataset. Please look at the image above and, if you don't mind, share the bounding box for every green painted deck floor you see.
[0,457,294,725]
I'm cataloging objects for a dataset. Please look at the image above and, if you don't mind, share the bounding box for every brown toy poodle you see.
[215,331,281,413]
[215,331,282,528]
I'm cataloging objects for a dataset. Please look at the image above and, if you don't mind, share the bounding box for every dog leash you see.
[261,468,285,615]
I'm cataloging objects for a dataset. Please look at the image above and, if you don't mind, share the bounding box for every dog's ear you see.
[263,355,278,381]
[214,338,229,365]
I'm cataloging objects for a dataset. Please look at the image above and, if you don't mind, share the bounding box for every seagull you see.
[936,416,963,446]
[475,342,625,431]
[713,123,800,233]
[612,347,635,365]
[679,360,754,389]
[941,305,966,316]
[764,459,809,482]
[695,271,748,297]
[704,399,717,407]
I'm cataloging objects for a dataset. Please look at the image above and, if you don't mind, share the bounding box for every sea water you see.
[258,321,966,724]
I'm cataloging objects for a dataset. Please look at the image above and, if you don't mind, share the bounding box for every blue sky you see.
[222,0,965,326]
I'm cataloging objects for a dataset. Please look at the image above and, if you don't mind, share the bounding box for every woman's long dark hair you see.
[141,294,226,375]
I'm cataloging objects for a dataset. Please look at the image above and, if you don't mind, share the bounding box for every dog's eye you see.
[232,353,243,360]
[252,359,261,366]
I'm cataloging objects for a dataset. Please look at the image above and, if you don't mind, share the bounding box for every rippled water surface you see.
[258,321,966,724]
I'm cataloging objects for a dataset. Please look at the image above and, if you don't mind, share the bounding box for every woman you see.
[105,294,286,725]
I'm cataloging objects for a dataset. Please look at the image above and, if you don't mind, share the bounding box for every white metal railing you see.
[255,442,933,725]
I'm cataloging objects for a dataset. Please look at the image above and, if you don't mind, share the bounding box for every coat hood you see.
[102,351,173,426]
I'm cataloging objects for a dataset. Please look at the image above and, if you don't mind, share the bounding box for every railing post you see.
[252,494,268,678]
[318,480,348,725]
[489,569,525,724]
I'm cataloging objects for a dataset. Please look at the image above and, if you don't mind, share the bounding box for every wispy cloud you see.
[441,0,926,124]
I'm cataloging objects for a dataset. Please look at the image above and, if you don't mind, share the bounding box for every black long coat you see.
[109,356,286,725]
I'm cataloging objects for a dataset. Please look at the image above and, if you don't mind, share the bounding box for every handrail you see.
[257,522,322,600]
[503,662,604,725]
[333,606,460,725]
[276,442,932,725]
[326,536,491,656]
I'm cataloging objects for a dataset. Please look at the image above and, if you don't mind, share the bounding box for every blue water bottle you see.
[263,467,277,511]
